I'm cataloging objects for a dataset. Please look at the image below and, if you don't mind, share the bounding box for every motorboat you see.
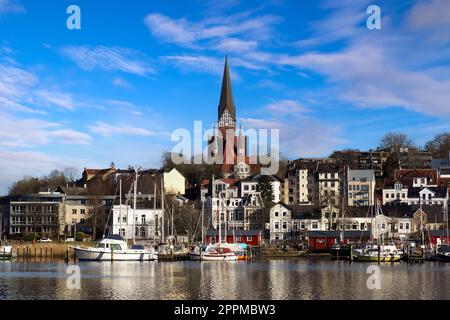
[353,244,403,262]
[435,245,450,262]
[190,243,237,261]
[74,234,158,261]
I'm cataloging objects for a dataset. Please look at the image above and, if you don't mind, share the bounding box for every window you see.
[282,222,287,230]
[282,211,286,217]
[274,222,279,230]
[399,223,403,230]
[72,209,77,215]
[274,211,279,217]
[274,234,279,240]
[301,222,306,229]
[72,219,77,224]
[119,228,125,237]
[141,215,146,224]
[312,222,318,229]
[80,209,85,215]
[246,236,252,241]
[405,223,409,230]
[80,218,85,223]
[244,185,249,191]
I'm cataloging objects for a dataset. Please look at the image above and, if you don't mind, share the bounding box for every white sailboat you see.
[75,169,157,261]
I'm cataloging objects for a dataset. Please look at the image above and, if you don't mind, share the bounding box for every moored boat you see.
[435,245,450,262]
[0,245,14,260]
[74,235,158,261]
[353,244,403,262]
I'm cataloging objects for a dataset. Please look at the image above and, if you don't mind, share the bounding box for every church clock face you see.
[218,109,235,128]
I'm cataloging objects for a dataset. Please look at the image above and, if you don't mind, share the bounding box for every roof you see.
[407,187,448,198]
[306,230,370,238]
[348,169,375,182]
[206,229,262,236]
[394,169,438,186]
[218,55,236,121]
[345,205,415,218]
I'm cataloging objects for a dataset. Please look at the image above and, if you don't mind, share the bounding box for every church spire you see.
[218,54,236,126]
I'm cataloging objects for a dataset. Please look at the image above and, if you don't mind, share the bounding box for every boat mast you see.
[420,197,424,248]
[161,177,165,244]
[119,178,122,234]
[201,199,204,244]
[446,197,449,245]
[133,169,138,244]
[153,181,157,244]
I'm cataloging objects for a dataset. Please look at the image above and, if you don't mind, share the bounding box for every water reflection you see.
[0,259,449,300]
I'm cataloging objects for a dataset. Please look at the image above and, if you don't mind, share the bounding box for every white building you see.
[111,205,162,240]
[347,169,376,207]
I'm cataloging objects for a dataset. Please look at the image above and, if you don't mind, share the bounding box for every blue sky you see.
[1,0,450,194]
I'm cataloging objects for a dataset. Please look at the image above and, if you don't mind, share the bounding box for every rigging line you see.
[102,181,120,239]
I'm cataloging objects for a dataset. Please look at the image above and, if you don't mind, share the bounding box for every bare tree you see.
[378,132,415,152]
[63,167,81,183]
[318,188,339,230]
[425,132,450,159]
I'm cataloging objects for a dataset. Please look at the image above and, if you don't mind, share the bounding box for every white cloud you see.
[112,77,132,89]
[34,89,76,110]
[214,38,258,52]
[0,112,91,147]
[241,116,345,157]
[162,55,224,75]
[0,0,25,15]
[0,150,85,195]
[265,100,308,115]
[61,45,156,76]
[144,12,282,48]
[88,121,154,137]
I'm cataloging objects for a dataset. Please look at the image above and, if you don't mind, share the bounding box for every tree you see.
[318,188,339,230]
[425,132,450,159]
[378,132,415,152]
[63,167,81,183]
[256,176,274,229]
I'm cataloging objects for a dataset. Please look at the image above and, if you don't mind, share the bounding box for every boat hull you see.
[189,252,238,261]
[435,253,450,262]
[75,248,157,261]
[0,246,14,260]
[354,254,402,262]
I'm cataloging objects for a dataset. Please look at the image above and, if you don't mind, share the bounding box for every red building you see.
[428,230,450,246]
[306,231,371,251]
[205,229,263,246]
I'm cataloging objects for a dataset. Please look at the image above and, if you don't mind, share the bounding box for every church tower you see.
[218,55,236,134]
[209,55,249,178]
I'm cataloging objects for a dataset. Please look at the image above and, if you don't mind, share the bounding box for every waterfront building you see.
[111,205,162,241]
[205,229,263,246]
[0,190,115,238]
[269,203,322,243]
[347,169,376,206]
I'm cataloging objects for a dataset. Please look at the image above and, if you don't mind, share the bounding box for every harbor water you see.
[0,258,449,300]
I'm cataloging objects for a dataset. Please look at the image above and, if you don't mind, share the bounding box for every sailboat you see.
[74,169,157,261]
[353,201,403,262]
[435,199,450,262]
[191,176,237,261]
